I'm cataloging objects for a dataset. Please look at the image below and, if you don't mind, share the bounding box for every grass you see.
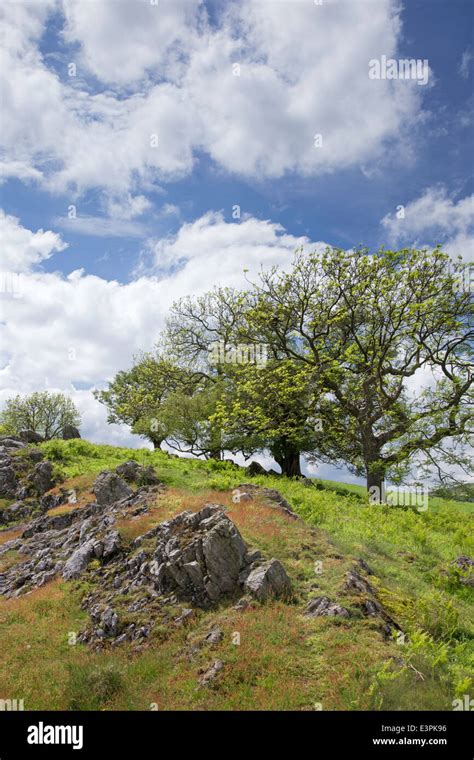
[0,439,472,711]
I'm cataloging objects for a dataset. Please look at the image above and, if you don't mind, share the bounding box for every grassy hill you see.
[0,439,472,711]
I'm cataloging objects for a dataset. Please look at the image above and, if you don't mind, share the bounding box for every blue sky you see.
[0,0,473,476]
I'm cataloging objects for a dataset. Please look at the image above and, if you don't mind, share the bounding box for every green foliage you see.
[237,246,472,489]
[94,352,190,448]
[0,391,81,440]
[415,590,460,640]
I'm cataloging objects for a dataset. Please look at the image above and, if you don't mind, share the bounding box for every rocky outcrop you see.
[1,453,292,648]
[146,505,290,608]
[0,474,163,598]
[62,425,81,439]
[243,559,292,601]
[92,471,132,506]
[245,461,267,476]
[0,439,52,501]
[342,567,402,637]
[18,430,44,444]
[115,461,161,486]
[235,484,298,519]
[304,596,350,618]
[24,461,55,496]
[0,462,19,499]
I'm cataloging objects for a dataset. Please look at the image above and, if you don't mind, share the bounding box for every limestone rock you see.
[93,471,132,506]
[62,539,96,580]
[304,596,350,618]
[243,558,292,601]
[18,430,44,444]
[199,659,224,686]
[61,425,81,440]
[245,461,267,476]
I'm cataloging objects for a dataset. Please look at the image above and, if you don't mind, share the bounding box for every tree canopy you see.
[96,247,473,490]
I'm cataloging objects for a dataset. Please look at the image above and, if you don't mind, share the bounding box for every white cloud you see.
[105,194,152,220]
[0,211,325,443]
[53,214,148,238]
[0,161,42,183]
[381,187,474,261]
[1,0,428,196]
[0,209,68,272]
[61,0,200,87]
[459,49,472,79]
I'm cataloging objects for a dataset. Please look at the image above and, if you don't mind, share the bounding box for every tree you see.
[213,359,322,476]
[0,392,81,440]
[246,247,473,492]
[166,288,324,471]
[94,353,189,448]
[164,289,251,459]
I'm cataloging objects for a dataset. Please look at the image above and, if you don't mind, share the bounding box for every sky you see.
[0,0,473,479]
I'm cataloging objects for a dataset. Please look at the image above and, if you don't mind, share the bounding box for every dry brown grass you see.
[0,527,22,546]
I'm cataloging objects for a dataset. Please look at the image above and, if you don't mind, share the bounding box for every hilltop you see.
[0,438,472,711]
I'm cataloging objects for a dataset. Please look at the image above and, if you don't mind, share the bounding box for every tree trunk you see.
[366,463,385,500]
[272,442,302,477]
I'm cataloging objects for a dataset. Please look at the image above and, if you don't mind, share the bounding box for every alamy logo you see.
[0,271,23,299]
[369,56,429,85]
[452,694,473,711]
[209,340,268,368]
[0,698,24,711]
[27,722,84,750]
[369,483,428,512]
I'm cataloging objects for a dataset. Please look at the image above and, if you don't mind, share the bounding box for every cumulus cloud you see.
[61,0,199,87]
[1,0,428,197]
[381,186,474,261]
[0,209,68,272]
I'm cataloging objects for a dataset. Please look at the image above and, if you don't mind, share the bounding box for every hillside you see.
[0,438,473,711]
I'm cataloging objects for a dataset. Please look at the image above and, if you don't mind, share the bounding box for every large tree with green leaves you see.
[166,288,325,472]
[245,246,473,491]
[0,391,81,440]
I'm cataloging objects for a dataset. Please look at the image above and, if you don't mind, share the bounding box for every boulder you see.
[62,539,96,580]
[61,425,81,440]
[148,505,272,608]
[116,461,160,486]
[26,461,55,496]
[136,465,161,485]
[243,558,292,601]
[18,430,44,444]
[102,530,122,561]
[115,460,140,481]
[0,464,19,498]
[0,438,25,450]
[92,471,132,506]
[203,627,224,645]
[245,461,267,476]
[304,596,350,618]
